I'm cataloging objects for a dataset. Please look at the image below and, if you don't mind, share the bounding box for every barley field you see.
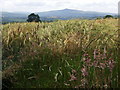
[2,18,119,88]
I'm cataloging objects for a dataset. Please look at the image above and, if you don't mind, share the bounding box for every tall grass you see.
[2,18,119,88]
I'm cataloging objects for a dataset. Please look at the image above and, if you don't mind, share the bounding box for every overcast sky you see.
[1,0,119,13]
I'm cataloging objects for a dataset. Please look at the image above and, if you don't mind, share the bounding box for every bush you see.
[27,13,41,22]
[104,15,113,19]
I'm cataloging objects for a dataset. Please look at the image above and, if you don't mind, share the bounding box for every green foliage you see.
[104,15,113,19]
[27,13,41,22]
[2,19,119,88]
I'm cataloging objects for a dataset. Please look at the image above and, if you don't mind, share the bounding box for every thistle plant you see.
[68,48,116,88]
[69,69,77,81]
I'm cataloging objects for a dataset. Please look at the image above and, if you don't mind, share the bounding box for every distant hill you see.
[2,12,29,17]
[37,9,116,19]
[1,9,117,23]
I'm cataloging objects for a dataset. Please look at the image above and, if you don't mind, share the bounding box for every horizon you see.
[1,0,119,14]
[2,8,117,14]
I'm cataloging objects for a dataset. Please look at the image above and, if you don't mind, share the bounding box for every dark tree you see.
[27,13,41,22]
[104,15,113,19]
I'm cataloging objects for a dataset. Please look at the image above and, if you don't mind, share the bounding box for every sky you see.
[1,0,120,13]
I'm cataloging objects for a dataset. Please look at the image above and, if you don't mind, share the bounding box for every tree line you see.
[27,13,115,22]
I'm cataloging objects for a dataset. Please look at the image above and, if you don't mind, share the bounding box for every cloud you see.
[55,1,71,7]
[1,0,119,13]
[16,2,46,7]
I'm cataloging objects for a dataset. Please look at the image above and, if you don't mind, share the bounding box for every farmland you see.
[2,18,119,88]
